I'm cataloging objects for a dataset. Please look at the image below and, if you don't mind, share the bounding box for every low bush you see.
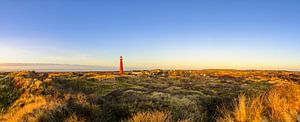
[0,77,20,113]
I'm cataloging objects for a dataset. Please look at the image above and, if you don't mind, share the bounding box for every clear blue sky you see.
[0,0,299,70]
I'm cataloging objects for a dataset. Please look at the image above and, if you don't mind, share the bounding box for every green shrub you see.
[0,77,20,112]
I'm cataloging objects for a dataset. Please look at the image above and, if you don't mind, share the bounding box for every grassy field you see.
[0,70,299,122]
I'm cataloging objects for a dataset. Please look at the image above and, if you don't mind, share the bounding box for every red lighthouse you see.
[119,56,124,74]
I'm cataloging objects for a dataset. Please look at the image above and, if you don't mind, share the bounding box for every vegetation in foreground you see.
[218,82,300,122]
[0,70,299,122]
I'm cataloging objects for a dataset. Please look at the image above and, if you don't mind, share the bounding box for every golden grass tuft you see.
[0,95,47,122]
[129,111,172,122]
[217,111,234,122]
[234,95,246,122]
[75,93,88,105]
[247,96,264,122]
[218,82,300,122]
[266,82,300,121]
[64,113,86,122]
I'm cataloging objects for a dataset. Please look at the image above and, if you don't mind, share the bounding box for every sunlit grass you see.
[0,70,299,121]
[218,82,300,122]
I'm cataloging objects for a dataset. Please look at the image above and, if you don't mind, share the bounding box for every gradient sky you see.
[0,0,300,70]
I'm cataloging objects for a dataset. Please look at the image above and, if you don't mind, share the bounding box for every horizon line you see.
[0,63,299,72]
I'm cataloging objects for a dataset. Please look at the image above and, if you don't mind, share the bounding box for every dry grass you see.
[266,82,300,121]
[218,82,300,122]
[0,95,47,122]
[127,111,191,122]
[234,95,246,122]
[75,93,88,105]
[247,96,264,122]
[128,111,172,122]
[64,113,86,122]
[217,112,234,122]
[1,71,298,121]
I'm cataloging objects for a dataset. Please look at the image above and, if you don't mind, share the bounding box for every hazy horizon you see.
[1,1,299,70]
[0,63,299,72]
